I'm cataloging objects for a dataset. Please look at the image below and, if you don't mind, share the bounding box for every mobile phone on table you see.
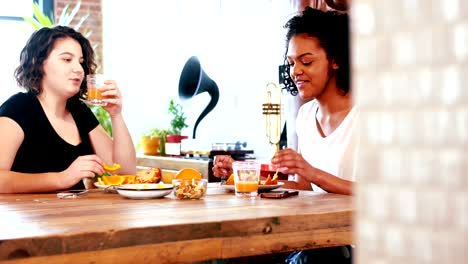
[260,190,299,199]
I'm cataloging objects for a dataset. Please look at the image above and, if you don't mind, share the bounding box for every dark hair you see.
[14,26,96,101]
[283,7,350,95]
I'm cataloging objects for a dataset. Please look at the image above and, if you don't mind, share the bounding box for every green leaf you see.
[57,4,69,25]
[91,106,112,137]
[74,13,89,31]
[32,3,53,27]
[67,1,82,25]
[168,99,188,135]
[22,16,42,30]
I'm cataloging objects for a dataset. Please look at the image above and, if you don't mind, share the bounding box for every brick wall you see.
[55,0,103,69]
[352,0,468,263]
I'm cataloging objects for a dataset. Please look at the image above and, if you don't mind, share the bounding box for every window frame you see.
[0,0,53,22]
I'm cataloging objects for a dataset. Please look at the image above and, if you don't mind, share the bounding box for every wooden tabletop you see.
[0,184,353,263]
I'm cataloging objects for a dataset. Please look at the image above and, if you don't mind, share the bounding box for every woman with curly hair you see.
[0,26,136,193]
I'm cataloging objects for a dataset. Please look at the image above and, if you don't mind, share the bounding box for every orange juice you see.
[235,181,258,193]
[87,87,103,100]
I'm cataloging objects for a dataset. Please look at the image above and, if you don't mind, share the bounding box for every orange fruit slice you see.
[264,175,272,185]
[103,163,121,172]
[175,168,202,180]
[226,174,234,185]
[271,174,278,185]
[102,175,126,185]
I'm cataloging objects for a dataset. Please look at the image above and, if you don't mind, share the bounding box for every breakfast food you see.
[103,163,121,172]
[225,173,278,185]
[173,179,207,199]
[226,174,235,185]
[173,168,206,199]
[97,175,136,186]
[135,168,162,183]
[100,175,126,186]
[175,168,202,180]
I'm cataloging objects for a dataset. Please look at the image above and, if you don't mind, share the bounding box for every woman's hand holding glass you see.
[99,79,123,117]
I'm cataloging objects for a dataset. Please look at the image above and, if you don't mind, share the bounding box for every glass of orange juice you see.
[86,74,107,106]
[232,161,261,198]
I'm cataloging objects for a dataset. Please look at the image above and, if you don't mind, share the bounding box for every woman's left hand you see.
[101,80,123,116]
[271,148,316,182]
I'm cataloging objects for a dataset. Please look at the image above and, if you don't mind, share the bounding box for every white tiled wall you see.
[352,0,467,263]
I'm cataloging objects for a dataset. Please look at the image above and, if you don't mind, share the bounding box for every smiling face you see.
[41,37,84,99]
[287,33,338,101]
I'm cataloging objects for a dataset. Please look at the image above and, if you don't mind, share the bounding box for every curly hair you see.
[283,7,350,95]
[14,26,96,99]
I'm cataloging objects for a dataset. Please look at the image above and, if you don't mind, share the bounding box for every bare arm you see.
[271,148,353,195]
[89,80,136,174]
[0,117,104,193]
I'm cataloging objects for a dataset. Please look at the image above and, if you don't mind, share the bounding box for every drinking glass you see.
[86,74,107,106]
[232,161,260,198]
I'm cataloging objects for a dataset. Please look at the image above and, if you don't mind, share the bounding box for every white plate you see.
[116,184,174,199]
[221,182,284,192]
[94,182,118,192]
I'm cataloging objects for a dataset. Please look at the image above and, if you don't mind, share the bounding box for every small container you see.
[172,179,208,199]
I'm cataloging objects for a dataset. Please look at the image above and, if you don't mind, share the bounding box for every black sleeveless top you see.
[0,92,99,190]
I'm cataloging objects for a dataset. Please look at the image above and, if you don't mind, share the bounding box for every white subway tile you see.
[396,111,416,146]
[453,22,468,61]
[384,226,405,257]
[366,187,390,220]
[392,32,416,67]
[380,149,401,184]
[415,67,435,105]
[441,65,461,106]
[352,2,376,36]
[414,29,433,65]
[440,0,459,22]
[417,191,449,227]
[354,37,377,70]
[358,219,381,255]
[375,1,402,32]
[407,150,436,187]
[438,149,463,190]
[432,27,453,64]
[397,190,417,224]
[454,108,468,145]
[454,193,468,231]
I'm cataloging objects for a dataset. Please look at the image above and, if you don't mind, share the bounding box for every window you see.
[0,0,52,103]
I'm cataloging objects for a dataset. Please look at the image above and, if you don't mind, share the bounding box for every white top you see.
[296,100,359,193]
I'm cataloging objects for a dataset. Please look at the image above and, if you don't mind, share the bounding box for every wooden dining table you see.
[0,183,353,264]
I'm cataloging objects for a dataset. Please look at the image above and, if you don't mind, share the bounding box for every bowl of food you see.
[172,178,208,199]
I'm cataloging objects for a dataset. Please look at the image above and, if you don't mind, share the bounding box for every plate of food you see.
[116,183,174,199]
[94,167,163,192]
[221,181,284,192]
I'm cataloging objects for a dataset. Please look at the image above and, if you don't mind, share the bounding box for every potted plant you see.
[165,99,189,156]
[138,128,168,156]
